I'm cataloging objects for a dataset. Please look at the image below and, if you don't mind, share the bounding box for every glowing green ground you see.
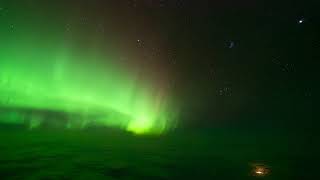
[0,128,316,179]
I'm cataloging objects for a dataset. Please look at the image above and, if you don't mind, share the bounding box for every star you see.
[298,18,305,24]
[228,41,235,49]
[65,24,71,31]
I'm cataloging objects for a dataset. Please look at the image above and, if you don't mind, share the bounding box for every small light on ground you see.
[251,163,270,177]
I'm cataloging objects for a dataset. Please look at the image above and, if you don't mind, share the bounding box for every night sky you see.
[0,0,319,132]
[0,0,320,179]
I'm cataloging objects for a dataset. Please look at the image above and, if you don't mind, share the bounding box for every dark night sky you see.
[1,0,319,130]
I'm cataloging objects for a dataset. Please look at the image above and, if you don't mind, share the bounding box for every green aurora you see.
[0,6,178,134]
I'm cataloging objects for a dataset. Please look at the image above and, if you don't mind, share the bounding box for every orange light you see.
[251,163,270,177]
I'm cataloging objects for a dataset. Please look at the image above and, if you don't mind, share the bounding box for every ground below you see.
[0,128,318,179]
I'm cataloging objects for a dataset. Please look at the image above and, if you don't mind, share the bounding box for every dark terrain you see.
[0,127,318,179]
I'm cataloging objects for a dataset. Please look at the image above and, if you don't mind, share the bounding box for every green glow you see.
[0,33,178,135]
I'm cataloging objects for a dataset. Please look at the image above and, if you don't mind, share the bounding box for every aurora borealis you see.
[0,1,178,134]
[0,49,178,134]
[0,0,319,179]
